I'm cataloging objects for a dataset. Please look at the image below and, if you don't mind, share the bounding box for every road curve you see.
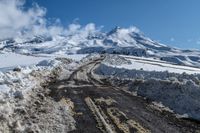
[49,56,200,133]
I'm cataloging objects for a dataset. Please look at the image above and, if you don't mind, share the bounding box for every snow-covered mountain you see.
[1,26,200,68]
[2,26,200,131]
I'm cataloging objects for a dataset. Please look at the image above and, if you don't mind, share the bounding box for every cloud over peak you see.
[0,0,103,40]
[0,0,48,39]
[0,0,141,42]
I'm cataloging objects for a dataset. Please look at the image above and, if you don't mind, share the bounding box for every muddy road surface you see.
[49,57,200,133]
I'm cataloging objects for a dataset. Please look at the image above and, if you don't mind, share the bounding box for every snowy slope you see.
[1,26,200,68]
[0,52,50,72]
[113,55,200,74]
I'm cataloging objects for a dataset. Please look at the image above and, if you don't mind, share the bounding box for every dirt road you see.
[49,56,200,133]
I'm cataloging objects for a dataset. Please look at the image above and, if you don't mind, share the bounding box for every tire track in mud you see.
[49,56,200,133]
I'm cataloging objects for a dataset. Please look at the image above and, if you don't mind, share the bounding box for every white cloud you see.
[0,0,145,42]
[129,26,140,33]
[0,0,141,41]
[84,23,96,32]
[0,0,102,40]
[67,24,81,34]
[0,0,49,39]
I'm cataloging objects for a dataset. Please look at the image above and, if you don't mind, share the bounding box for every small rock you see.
[34,100,41,105]
[14,91,24,99]
[13,67,21,72]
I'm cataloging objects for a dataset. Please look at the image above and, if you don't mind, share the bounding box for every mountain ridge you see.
[1,26,200,68]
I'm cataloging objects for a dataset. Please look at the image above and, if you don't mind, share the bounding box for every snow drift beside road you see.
[103,55,200,74]
[0,52,79,132]
[94,55,200,121]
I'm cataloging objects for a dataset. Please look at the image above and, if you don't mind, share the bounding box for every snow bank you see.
[105,55,200,74]
[103,54,131,66]
[0,56,77,132]
[0,52,57,98]
[0,59,60,99]
[128,78,200,121]
[95,58,200,121]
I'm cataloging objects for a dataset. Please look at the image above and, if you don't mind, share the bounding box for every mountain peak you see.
[107,26,142,37]
[107,26,122,36]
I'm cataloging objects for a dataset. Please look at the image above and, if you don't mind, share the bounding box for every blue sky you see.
[25,0,200,49]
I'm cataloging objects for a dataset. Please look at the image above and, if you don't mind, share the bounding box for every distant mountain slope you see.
[1,26,200,68]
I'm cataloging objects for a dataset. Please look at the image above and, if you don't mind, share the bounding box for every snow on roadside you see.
[103,54,200,75]
[103,54,131,66]
[95,55,200,121]
[0,59,59,98]
[0,52,88,101]
[0,52,55,98]
[0,52,82,132]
